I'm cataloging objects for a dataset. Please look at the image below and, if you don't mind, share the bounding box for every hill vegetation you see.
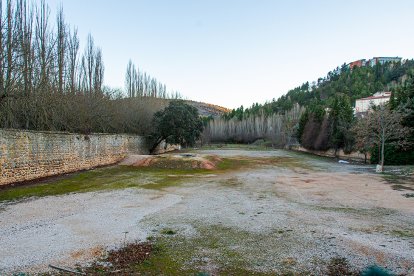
[208,60,414,165]
[224,60,414,119]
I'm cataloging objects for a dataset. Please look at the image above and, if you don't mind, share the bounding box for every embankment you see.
[290,145,369,163]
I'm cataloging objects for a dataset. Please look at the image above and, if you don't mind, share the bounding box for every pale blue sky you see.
[46,0,414,108]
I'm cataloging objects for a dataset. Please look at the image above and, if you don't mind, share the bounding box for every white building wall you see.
[355,97,389,113]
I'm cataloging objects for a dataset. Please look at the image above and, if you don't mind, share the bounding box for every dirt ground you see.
[0,149,413,275]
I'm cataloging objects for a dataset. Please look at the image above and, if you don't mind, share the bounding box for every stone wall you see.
[0,129,148,186]
[290,145,370,163]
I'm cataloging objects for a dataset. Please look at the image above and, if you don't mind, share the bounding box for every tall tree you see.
[149,100,203,154]
[56,6,66,94]
[354,107,411,171]
[329,94,354,153]
[67,27,79,93]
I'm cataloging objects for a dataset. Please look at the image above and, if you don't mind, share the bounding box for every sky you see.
[45,0,414,109]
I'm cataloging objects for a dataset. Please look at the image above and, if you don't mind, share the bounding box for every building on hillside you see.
[346,57,402,69]
[354,91,391,115]
[348,59,366,69]
[368,57,402,67]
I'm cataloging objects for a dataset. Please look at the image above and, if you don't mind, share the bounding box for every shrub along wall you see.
[0,129,147,186]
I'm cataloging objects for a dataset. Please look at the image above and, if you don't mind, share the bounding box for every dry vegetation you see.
[203,104,304,146]
[0,0,177,135]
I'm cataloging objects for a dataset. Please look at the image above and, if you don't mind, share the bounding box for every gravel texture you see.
[1,149,413,275]
[0,189,181,273]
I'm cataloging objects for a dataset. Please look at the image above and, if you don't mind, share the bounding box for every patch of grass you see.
[199,143,270,151]
[160,228,176,235]
[130,230,273,276]
[73,222,363,275]
[219,177,243,187]
[215,156,314,172]
[0,153,315,203]
[214,157,249,170]
[348,225,386,235]
[382,170,414,191]
[126,241,199,275]
[0,166,207,203]
[314,205,366,215]
[391,184,414,191]
[390,229,414,238]
[146,235,156,241]
[314,206,396,218]
[3,153,261,202]
[0,166,150,203]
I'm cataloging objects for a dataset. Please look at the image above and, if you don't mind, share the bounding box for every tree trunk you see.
[380,128,385,172]
[149,138,163,155]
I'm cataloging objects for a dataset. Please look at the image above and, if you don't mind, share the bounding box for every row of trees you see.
[203,104,304,146]
[223,60,414,120]
[212,60,414,166]
[0,0,104,99]
[125,60,182,99]
[0,0,179,135]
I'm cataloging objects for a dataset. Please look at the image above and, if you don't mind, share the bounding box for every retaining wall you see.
[0,129,147,186]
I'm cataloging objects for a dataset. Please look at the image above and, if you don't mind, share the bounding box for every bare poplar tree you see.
[34,0,52,90]
[93,47,104,93]
[0,0,175,134]
[204,105,304,146]
[84,34,95,93]
[16,0,34,96]
[0,0,4,102]
[56,5,66,93]
[5,0,16,98]
[67,27,79,93]
[125,60,135,97]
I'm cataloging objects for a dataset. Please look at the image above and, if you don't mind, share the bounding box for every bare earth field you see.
[0,148,413,275]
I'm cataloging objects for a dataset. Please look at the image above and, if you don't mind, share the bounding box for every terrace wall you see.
[0,129,148,186]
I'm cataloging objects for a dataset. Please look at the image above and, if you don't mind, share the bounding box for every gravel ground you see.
[0,189,181,273]
[1,149,413,275]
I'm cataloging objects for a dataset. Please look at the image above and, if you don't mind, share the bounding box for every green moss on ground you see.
[0,166,199,203]
[198,143,270,151]
[130,225,278,275]
[0,153,314,203]
[382,173,414,192]
[0,156,254,202]
[390,229,414,238]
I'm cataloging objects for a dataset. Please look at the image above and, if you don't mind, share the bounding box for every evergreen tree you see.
[329,94,354,153]
[149,101,203,154]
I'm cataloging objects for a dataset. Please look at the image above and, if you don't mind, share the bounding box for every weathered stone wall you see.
[290,145,370,163]
[0,129,147,186]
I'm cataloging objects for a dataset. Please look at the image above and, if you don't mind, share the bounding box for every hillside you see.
[186,100,230,117]
[207,58,414,165]
[225,58,414,118]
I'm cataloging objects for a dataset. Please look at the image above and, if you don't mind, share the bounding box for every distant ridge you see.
[185,100,230,117]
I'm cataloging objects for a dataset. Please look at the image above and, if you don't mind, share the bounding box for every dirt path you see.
[1,149,413,275]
